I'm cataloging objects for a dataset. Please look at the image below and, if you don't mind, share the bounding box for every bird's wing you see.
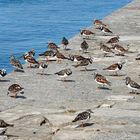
[55,70,65,75]
[130,81,140,89]
[116,45,126,52]
[72,112,89,122]
[28,58,38,64]
[96,75,111,85]
[105,28,113,33]
[104,63,118,70]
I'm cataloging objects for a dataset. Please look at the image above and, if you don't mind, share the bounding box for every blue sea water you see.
[0,0,131,73]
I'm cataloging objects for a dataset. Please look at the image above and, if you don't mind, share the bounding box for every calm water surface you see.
[0,0,132,73]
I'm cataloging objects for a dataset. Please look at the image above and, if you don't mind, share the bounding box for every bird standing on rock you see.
[99,26,113,36]
[39,50,56,57]
[47,41,59,50]
[100,42,114,57]
[38,62,48,75]
[80,29,95,39]
[73,58,92,70]
[55,68,72,81]
[107,36,119,44]
[69,55,86,63]
[125,77,140,94]
[112,44,128,56]
[55,51,69,63]
[93,73,111,88]
[80,40,89,53]
[7,84,24,98]
[39,49,57,62]
[10,55,24,71]
[93,19,107,28]
[103,62,124,76]
[61,37,69,50]
[22,54,39,68]
[0,69,7,80]
[72,109,93,127]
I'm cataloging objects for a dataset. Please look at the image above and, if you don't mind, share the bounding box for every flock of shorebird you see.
[0,19,140,126]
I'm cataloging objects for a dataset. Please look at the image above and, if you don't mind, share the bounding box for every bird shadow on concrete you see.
[104,55,114,57]
[36,73,52,76]
[0,80,10,82]
[64,48,71,51]
[98,87,112,90]
[115,54,125,56]
[75,123,94,128]
[80,68,96,72]
[82,51,90,54]
[16,95,26,99]
[103,34,114,36]
[127,50,138,54]
[107,74,126,77]
[14,69,24,73]
[57,79,75,82]
[129,92,140,95]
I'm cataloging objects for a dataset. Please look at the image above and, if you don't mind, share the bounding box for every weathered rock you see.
[13,114,52,127]
[2,114,53,139]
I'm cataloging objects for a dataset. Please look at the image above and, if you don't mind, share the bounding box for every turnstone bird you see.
[38,62,48,74]
[80,29,95,39]
[0,119,14,127]
[107,36,119,44]
[7,84,24,98]
[93,19,107,28]
[125,77,140,94]
[69,55,86,63]
[0,69,7,80]
[73,58,92,70]
[99,26,113,36]
[72,109,93,126]
[61,37,69,50]
[112,44,128,55]
[20,49,35,59]
[39,50,56,57]
[100,42,114,57]
[55,68,72,81]
[10,55,23,71]
[103,62,124,76]
[39,50,57,61]
[22,54,39,68]
[93,73,111,88]
[55,51,69,63]
[80,40,89,53]
[47,41,59,50]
